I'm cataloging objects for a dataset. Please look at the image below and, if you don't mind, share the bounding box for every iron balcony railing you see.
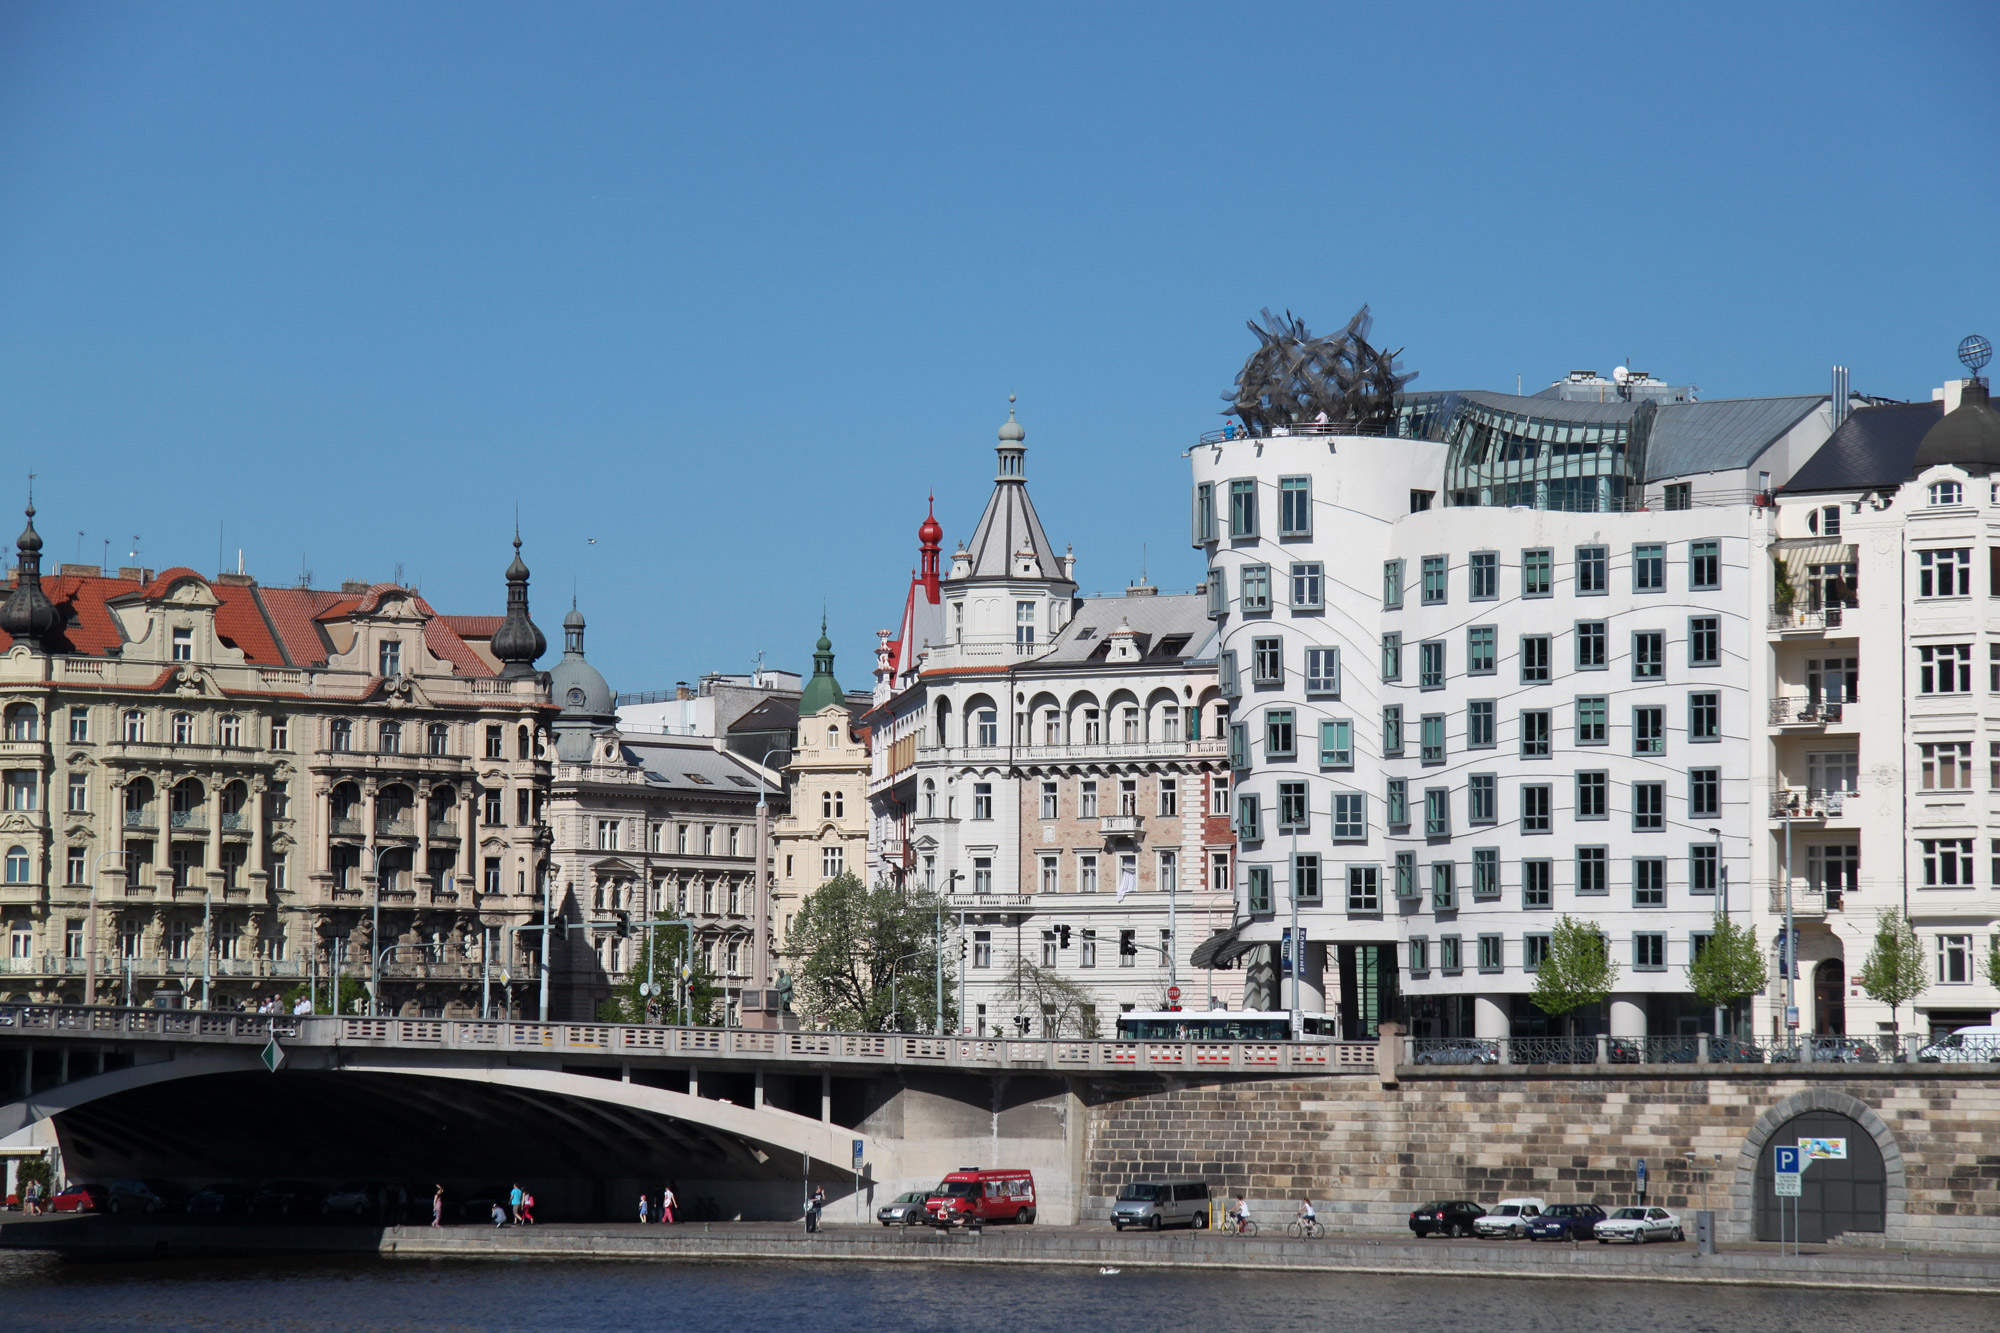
[1768,697,1848,725]
[1768,604,1854,632]
[1770,788,1848,819]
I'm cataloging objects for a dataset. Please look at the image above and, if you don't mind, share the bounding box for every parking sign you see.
[1773,1146,1801,1174]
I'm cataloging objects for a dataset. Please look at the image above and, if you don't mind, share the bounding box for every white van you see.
[1473,1196,1547,1238]
[1918,1025,2000,1063]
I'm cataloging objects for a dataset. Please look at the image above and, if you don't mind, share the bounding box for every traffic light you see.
[959,937,968,960]
[550,915,568,941]
[1057,925,1072,949]
[616,912,631,939]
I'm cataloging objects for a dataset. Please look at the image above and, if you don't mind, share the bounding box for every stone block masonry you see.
[1081,1070,2000,1252]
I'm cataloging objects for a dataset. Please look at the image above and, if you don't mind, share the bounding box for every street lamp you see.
[1706,825,1725,1037]
[368,845,393,1017]
[751,745,791,1015]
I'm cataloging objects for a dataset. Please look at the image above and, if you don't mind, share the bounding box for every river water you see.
[0,1251,1990,1332]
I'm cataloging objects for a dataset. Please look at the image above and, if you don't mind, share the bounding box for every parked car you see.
[1471,1196,1545,1238]
[1773,1036,1880,1064]
[321,1183,379,1218]
[1525,1203,1606,1241]
[877,1190,932,1227]
[1593,1206,1683,1243]
[1110,1180,1211,1231]
[1413,1040,1497,1066]
[107,1180,184,1215]
[251,1180,323,1216]
[923,1168,1035,1226]
[1409,1200,1486,1238]
[186,1183,252,1216]
[1918,1025,2000,1064]
[1707,1037,1766,1064]
[46,1183,106,1213]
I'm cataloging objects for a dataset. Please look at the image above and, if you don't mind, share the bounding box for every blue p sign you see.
[1774,1146,1801,1174]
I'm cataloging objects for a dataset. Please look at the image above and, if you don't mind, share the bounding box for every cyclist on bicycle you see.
[1234,1195,1251,1233]
[1297,1197,1317,1226]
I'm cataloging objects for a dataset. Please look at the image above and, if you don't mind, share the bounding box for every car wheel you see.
[1019,1210,1033,1226]
[1447,1222,1464,1238]
[1597,1237,1608,1244]
[1192,1212,1207,1230]
[1672,1227,1684,1242]
[1147,1214,1161,1231]
[1112,1223,1123,1232]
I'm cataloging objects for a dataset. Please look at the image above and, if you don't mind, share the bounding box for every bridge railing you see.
[0,1003,300,1041]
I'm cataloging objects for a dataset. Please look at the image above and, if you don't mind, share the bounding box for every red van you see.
[924,1168,1036,1226]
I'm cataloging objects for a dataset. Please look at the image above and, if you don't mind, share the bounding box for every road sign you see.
[851,1139,864,1169]
[1773,1146,1801,1174]
[1775,1173,1802,1198]
[1801,1137,1847,1160]
[1167,986,1182,1002]
[1636,1158,1647,1180]
[500,970,510,985]
[1785,1005,1799,1029]
[260,1037,285,1074]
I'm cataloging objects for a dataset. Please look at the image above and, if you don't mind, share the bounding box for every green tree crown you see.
[1531,915,1618,1023]
[1857,908,1927,1033]
[786,873,955,1032]
[1686,914,1767,1009]
[599,921,720,1025]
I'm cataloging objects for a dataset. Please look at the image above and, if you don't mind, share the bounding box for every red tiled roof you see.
[0,573,140,656]
[211,582,287,664]
[442,615,503,636]
[256,587,346,667]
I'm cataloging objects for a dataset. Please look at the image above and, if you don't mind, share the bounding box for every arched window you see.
[171,713,194,745]
[330,719,353,752]
[123,710,146,743]
[833,791,844,818]
[827,723,838,747]
[4,846,28,882]
[3,705,37,742]
[517,725,530,760]
[822,790,833,819]
[1929,480,1963,507]
[923,780,936,818]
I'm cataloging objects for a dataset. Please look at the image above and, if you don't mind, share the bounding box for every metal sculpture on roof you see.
[1223,306,1416,434]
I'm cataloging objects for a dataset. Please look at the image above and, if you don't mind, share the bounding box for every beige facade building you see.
[0,509,555,1016]
[771,627,870,955]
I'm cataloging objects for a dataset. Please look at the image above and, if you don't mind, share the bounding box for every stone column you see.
[1609,995,1646,1039]
[1474,994,1510,1040]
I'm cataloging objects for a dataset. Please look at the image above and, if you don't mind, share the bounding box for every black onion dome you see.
[0,503,58,647]
[492,533,546,677]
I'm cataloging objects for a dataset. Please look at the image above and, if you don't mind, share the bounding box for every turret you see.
[491,531,546,678]
[0,501,59,651]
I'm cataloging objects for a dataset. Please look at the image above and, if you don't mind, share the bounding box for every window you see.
[974,856,994,894]
[1431,862,1456,912]
[1279,476,1312,536]
[1634,858,1666,906]
[1576,545,1608,595]
[1236,794,1261,842]
[1332,792,1365,840]
[1633,544,1665,592]
[1576,696,1607,746]
[1689,616,1720,668]
[1468,773,1496,825]
[1383,559,1404,609]
[1079,780,1098,817]
[1689,768,1721,821]
[1304,647,1339,695]
[1520,710,1550,758]
[1522,548,1552,597]
[1664,483,1692,511]
[1937,933,1974,983]
[3,772,36,812]
[1228,479,1258,537]
[1922,838,1974,887]
[518,789,532,826]
[1247,865,1272,913]
[1382,706,1403,757]
[1157,848,1178,890]
[1266,709,1296,759]
[379,639,403,678]
[596,819,620,851]
[971,930,992,970]
[1381,632,1402,682]
[1466,625,1496,675]
[1420,714,1445,765]
[1293,853,1321,904]
[1277,780,1308,832]
[1919,549,1973,597]
[1347,864,1380,911]
[1929,480,1963,507]
[426,723,450,756]
[972,783,992,820]
[1634,933,1666,969]
[66,848,85,885]
[976,709,998,746]
[1575,621,1606,671]
[1473,848,1499,899]
[1467,700,1495,749]
[172,713,194,744]
[62,770,90,814]
[1922,742,1974,789]
[1207,572,1226,619]
[1691,844,1720,895]
[68,707,89,743]
[1228,722,1248,770]
[1469,551,1497,600]
[1291,562,1323,610]
[1424,787,1450,837]
[1040,931,1058,967]
[1015,601,1037,648]
[1576,846,1608,895]
[1210,847,1230,889]
[1475,933,1502,973]
[1386,779,1408,829]
[1394,851,1416,898]
[1240,564,1272,613]
[1634,706,1664,755]
[1576,771,1608,819]
[330,719,353,752]
[171,627,193,661]
[1218,650,1240,698]
[1523,860,1552,909]
[1421,554,1447,604]
[1194,483,1216,543]
[3,845,28,883]
[1319,719,1352,768]
[482,789,502,825]
[1520,635,1550,683]
[123,710,145,743]
[1438,934,1461,972]
[1408,937,1429,974]
[1685,692,1719,743]
[379,721,401,755]
[1118,778,1137,816]
[1522,784,1551,834]
[1418,641,1445,690]
[1252,636,1283,685]
[1078,930,1097,968]
[484,725,503,759]
[1919,644,1972,694]
[1633,783,1664,830]
[1689,540,1720,590]
[483,857,502,895]
[1632,631,1665,680]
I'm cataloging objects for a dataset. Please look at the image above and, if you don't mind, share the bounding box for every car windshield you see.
[1493,1205,1521,1216]
[1118,1184,1164,1202]
[1416,1202,1445,1212]
[898,1192,928,1203]
[935,1181,978,1198]
[1609,1208,1645,1219]
[1546,1206,1577,1216]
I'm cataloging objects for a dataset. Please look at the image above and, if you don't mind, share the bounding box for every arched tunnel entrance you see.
[48,1069,859,1223]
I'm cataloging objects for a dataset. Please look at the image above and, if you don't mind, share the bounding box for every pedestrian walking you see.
[638,1194,649,1224]
[661,1184,677,1224]
[804,1185,826,1234]
[508,1182,524,1225]
[430,1184,443,1228]
[522,1190,536,1224]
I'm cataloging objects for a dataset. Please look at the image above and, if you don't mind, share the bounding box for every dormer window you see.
[1930,481,1963,507]
[171,628,193,662]
[379,639,402,678]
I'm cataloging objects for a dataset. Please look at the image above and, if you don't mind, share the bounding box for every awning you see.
[1190,921,1256,970]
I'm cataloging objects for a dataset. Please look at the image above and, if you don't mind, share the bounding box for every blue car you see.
[1524,1203,1605,1241]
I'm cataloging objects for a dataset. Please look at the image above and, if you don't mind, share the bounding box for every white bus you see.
[1114,1010,1339,1041]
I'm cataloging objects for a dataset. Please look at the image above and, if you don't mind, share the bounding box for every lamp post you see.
[368,845,393,1017]
[86,850,131,1007]
[941,871,960,1036]
[751,746,790,1012]
[1706,825,1725,1037]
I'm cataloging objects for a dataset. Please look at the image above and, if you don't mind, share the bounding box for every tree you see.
[281,977,369,1015]
[1686,914,1767,1029]
[1531,915,1618,1033]
[994,956,1101,1037]
[786,873,955,1033]
[598,922,719,1025]
[1857,908,1926,1035]
[1987,937,2000,992]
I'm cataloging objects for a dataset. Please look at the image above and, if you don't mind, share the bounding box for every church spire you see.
[491,527,546,678]
[799,617,845,717]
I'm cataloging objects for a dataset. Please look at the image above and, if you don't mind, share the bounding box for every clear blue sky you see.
[3,3,1995,693]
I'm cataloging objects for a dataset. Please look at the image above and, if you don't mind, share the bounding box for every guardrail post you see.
[1595,1035,1608,1066]
[1697,1035,1711,1063]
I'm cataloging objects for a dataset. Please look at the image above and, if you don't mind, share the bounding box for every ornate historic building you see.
[770,625,871,954]
[0,511,555,1016]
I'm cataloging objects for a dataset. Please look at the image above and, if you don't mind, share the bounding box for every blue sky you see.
[3,3,1995,693]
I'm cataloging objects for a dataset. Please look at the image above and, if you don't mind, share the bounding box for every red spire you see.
[918,492,942,603]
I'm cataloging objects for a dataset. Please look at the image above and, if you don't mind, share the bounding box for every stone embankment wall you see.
[1082,1070,2000,1251]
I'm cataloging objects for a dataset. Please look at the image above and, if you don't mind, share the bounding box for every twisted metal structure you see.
[1224,306,1416,434]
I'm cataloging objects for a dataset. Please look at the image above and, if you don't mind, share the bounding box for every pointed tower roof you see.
[799,617,846,716]
[0,500,59,650]
[491,530,546,677]
[963,396,1065,580]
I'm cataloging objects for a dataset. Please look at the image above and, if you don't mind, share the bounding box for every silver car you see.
[1111,1180,1210,1231]
[1593,1206,1683,1243]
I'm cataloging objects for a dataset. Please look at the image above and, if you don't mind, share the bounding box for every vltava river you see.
[0,1252,1990,1332]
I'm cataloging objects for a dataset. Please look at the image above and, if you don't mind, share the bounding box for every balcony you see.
[375,817,415,839]
[426,820,458,841]
[1770,788,1847,820]
[123,810,156,830]
[1769,882,1843,917]
[1098,814,1145,838]
[219,812,248,832]
[1768,697,1848,726]
[168,810,204,831]
[329,817,362,837]
[1768,603,1854,635]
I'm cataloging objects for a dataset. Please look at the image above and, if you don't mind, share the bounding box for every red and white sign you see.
[1167,986,1182,1001]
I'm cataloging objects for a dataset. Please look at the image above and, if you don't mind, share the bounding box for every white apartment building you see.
[1193,374,1844,1041]
[1761,370,2000,1038]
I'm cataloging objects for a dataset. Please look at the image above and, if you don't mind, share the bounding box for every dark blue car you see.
[1524,1203,1605,1241]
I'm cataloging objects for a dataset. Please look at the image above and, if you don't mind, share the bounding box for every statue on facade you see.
[1223,305,1415,435]
[777,969,795,1014]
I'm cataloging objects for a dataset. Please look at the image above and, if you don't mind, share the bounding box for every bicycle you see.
[1286,1217,1324,1240]
[1228,1214,1258,1238]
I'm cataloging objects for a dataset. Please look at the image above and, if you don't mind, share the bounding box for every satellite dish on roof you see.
[1613,366,1631,384]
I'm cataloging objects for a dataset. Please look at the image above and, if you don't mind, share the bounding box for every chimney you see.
[1831,366,1850,430]
[676,682,693,701]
